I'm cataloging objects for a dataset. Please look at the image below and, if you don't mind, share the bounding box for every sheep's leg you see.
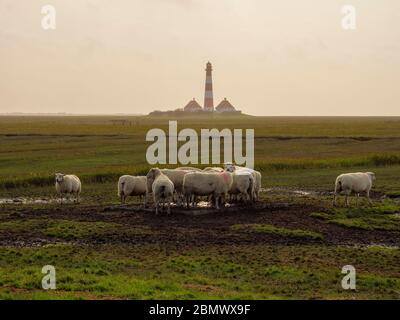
[215,194,220,209]
[176,193,182,207]
[167,198,171,215]
[345,192,350,207]
[155,200,159,215]
[221,193,226,207]
[185,195,190,208]
[143,194,147,207]
[76,192,80,203]
[192,195,196,208]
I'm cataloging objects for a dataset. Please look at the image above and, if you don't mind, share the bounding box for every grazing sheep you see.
[146,168,174,215]
[182,171,233,209]
[146,168,192,206]
[55,173,81,203]
[333,172,376,207]
[224,163,262,201]
[229,171,255,202]
[117,175,148,205]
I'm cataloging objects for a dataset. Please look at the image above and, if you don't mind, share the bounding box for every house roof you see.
[216,98,236,112]
[184,98,203,111]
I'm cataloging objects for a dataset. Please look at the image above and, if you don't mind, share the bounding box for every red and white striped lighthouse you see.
[203,62,214,112]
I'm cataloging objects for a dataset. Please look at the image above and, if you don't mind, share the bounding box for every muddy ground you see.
[1,201,399,248]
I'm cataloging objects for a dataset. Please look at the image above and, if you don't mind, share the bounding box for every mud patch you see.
[0,202,398,248]
[0,197,76,205]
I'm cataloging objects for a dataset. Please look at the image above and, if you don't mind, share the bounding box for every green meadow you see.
[1,115,400,194]
[0,115,399,299]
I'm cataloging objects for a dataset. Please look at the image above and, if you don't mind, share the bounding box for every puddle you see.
[264,188,323,197]
[194,201,212,208]
[0,197,76,205]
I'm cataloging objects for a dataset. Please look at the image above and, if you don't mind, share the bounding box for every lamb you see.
[182,171,233,209]
[229,171,255,202]
[55,173,81,203]
[117,175,148,205]
[146,168,174,215]
[224,163,262,201]
[333,172,376,207]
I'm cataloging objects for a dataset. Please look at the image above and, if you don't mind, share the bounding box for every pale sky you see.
[1,0,399,116]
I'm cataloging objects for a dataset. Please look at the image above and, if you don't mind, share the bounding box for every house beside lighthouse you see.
[149,62,242,115]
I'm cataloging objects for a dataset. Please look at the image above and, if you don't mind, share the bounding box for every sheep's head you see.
[224,163,236,173]
[146,168,161,190]
[55,173,65,183]
[367,172,376,181]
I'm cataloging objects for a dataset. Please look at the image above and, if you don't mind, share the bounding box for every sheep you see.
[203,167,224,172]
[224,163,262,201]
[160,169,189,194]
[146,168,192,206]
[176,166,202,172]
[182,171,233,209]
[117,175,148,205]
[146,168,174,215]
[333,172,376,207]
[229,171,255,202]
[55,173,81,203]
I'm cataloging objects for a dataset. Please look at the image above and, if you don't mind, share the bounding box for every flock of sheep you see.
[54,167,376,214]
[55,164,260,214]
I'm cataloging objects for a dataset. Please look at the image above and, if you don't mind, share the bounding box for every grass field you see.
[0,115,399,299]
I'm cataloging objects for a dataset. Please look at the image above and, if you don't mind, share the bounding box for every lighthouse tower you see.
[203,62,214,112]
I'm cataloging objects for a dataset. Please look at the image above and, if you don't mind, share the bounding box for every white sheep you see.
[117,175,148,205]
[203,167,224,172]
[224,163,262,201]
[182,171,233,209]
[229,171,255,202]
[160,169,189,194]
[55,173,81,203]
[146,168,193,206]
[176,166,202,172]
[146,168,174,215]
[333,172,376,207]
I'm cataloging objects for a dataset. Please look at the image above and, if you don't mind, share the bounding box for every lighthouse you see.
[203,62,214,112]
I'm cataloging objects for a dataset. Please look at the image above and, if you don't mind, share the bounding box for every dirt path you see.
[0,202,398,248]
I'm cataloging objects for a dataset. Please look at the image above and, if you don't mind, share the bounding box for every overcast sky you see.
[1,0,399,115]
